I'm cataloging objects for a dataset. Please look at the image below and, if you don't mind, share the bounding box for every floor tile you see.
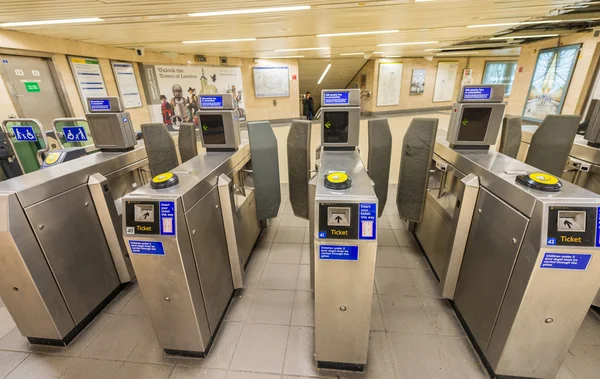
[260,228,278,244]
[379,295,434,334]
[226,371,281,379]
[58,357,122,379]
[5,354,73,379]
[0,308,16,341]
[401,246,429,269]
[127,325,176,365]
[374,268,417,296]
[439,335,487,379]
[393,229,416,247]
[0,297,4,308]
[245,262,266,289]
[422,297,465,336]
[370,295,385,331]
[375,246,407,268]
[378,230,399,247]
[282,202,295,215]
[0,328,35,353]
[384,205,399,216]
[300,244,311,265]
[252,242,273,263]
[0,351,28,378]
[409,269,442,298]
[573,311,600,345]
[387,215,405,230]
[283,326,320,377]
[358,331,398,379]
[268,243,303,265]
[119,291,149,316]
[291,291,314,327]
[563,343,600,379]
[274,228,305,244]
[378,215,391,230]
[259,264,299,291]
[112,362,174,379]
[81,314,151,360]
[388,333,455,379]
[303,229,310,244]
[202,322,244,370]
[225,289,256,322]
[247,290,294,325]
[296,265,311,291]
[280,214,309,228]
[230,324,289,374]
[103,282,139,314]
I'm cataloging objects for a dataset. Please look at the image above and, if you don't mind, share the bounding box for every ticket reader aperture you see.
[321,90,361,150]
[446,85,506,150]
[85,97,137,151]
[197,94,241,152]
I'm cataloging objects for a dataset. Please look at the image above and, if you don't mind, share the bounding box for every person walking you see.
[303,92,315,120]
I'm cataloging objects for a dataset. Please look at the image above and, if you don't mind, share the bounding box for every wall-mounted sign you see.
[410,69,426,96]
[68,56,108,112]
[253,66,290,98]
[377,62,403,107]
[111,61,143,109]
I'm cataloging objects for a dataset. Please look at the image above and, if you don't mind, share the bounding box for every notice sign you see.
[128,240,165,256]
[69,56,108,112]
[160,201,175,235]
[540,252,592,270]
[324,92,349,106]
[463,87,492,101]
[359,203,377,240]
[200,96,223,108]
[111,61,143,109]
[24,82,40,93]
[89,99,111,111]
[63,126,88,142]
[319,245,359,261]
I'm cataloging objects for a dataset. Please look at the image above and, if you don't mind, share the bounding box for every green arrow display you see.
[202,124,208,131]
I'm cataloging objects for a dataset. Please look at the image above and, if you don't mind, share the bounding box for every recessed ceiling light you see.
[182,38,257,44]
[490,34,559,40]
[188,5,311,17]
[340,52,365,56]
[377,41,439,46]
[467,20,561,28]
[0,17,104,27]
[274,47,330,52]
[318,63,332,85]
[259,55,305,59]
[317,30,399,37]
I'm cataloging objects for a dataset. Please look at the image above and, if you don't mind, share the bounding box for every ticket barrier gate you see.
[122,94,280,357]
[409,85,600,379]
[287,89,393,371]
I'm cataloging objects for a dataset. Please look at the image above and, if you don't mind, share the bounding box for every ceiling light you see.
[385,56,403,58]
[259,55,304,59]
[372,52,386,54]
[436,51,480,56]
[317,30,399,37]
[424,48,443,51]
[490,34,559,40]
[274,47,330,52]
[182,38,256,44]
[467,20,561,28]
[189,5,311,17]
[378,41,439,46]
[317,63,332,85]
[340,52,365,56]
[0,17,104,27]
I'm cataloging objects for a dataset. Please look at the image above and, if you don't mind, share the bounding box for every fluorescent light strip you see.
[189,5,310,17]
[378,41,439,46]
[436,51,480,56]
[340,52,365,56]
[0,17,103,27]
[182,38,256,44]
[490,34,559,40]
[384,56,402,58]
[259,55,304,59]
[317,63,332,85]
[274,47,330,52]
[317,30,399,37]
[467,20,561,28]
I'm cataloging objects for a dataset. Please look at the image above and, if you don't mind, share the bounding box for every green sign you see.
[24,82,40,93]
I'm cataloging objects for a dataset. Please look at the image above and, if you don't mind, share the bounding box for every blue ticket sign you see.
[540,252,592,270]
[129,240,165,255]
[323,92,349,105]
[63,126,88,142]
[89,99,111,111]
[319,245,359,261]
[200,96,223,108]
[359,203,377,240]
[12,126,37,141]
[463,87,492,101]
[159,201,176,235]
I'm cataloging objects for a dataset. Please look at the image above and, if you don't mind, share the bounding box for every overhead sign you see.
[463,87,492,101]
[12,126,37,141]
[319,245,359,261]
[63,126,88,142]
[540,252,592,270]
[128,240,165,256]
[324,92,350,106]
[89,99,111,112]
[200,96,223,108]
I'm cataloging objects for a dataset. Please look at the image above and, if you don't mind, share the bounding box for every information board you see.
[377,62,403,107]
[319,245,359,261]
[253,66,290,98]
[323,92,349,105]
[111,61,143,109]
[68,56,108,112]
[463,87,492,101]
[433,61,459,103]
[200,96,223,108]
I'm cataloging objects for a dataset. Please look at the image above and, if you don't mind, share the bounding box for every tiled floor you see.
[0,185,599,378]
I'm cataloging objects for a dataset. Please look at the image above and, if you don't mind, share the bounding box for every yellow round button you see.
[327,172,349,184]
[529,172,559,185]
[152,172,174,184]
[45,152,60,165]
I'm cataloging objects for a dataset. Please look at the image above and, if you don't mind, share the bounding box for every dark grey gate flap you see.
[368,118,392,218]
[178,123,198,164]
[247,121,281,221]
[287,120,311,220]
[141,123,179,178]
[499,115,522,159]
[525,114,580,177]
[397,118,439,223]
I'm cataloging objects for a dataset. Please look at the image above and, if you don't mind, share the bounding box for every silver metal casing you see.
[321,89,361,149]
[86,112,137,150]
[446,103,506,148]
[197,110,241,151]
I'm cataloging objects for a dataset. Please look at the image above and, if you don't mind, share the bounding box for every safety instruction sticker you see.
[12,126,37,141]
[200,95,223,108]
[319,245,359,261]
[323,92,349,105]
[129,240,165,255]
[63,126,88,142]
[359,203,377,240]
[540,253,592,271]
[160,201,175,235]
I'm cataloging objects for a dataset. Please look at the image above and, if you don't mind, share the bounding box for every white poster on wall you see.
[140,64,245,127]
[433,61,459,103]
[68,56,108,111]
[111,61,143,109]
[253,66,290,98]
[377,62,403,107]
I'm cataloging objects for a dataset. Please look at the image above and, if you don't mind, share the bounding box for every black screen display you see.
[323,112,349,144]
[457,107,492,142]
[200,114,226,145]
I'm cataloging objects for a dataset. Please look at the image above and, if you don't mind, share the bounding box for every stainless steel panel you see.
[218,174,244,289]
[233,188,261,268]
[308,174,318,290]
[186,186,233,333]
[454,187,529,351]
[25,184,120,324]
[416,191,454,276]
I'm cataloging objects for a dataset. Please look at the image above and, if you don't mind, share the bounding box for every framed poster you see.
[523,44,581,123]
[482,61,518,96]
[111,61,143,109]
[68,56,108,112]
[410,69,426,95]
[377,62,403,107]
[253,66,290,98]
[433,61,459,102]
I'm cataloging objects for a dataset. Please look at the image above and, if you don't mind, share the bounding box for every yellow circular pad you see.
[153,172,174,184]
[327,172,349,184]
[528,172,559,185]
[44,153,60,165]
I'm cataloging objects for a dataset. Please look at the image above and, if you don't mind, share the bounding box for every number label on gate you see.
[63,126,88,142]
[12,126,37,141]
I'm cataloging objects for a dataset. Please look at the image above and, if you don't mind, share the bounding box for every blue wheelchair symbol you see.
[547,238,557,246]
[12,126,37,142]
[63,126,88,142]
